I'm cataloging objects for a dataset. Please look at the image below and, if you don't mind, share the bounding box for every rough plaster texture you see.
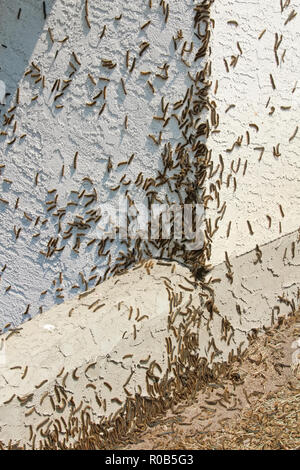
[207,0,300,265]
[1,0,299,326]
[0,0,202,326]
[0,0,299,449]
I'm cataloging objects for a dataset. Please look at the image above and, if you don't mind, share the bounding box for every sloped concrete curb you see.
[0,229,299,448]
[0,260,209,448]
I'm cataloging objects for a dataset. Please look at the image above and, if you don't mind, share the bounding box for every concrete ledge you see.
[0,230,299,449]
[0,260,213,448]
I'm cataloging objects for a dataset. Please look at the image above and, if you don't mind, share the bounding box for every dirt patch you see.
[118,311,300,450]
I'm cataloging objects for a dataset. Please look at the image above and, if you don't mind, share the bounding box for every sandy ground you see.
[117,311,300,450]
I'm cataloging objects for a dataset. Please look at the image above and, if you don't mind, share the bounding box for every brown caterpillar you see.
[223,58,229,72]
[247,220,254,235]
[103,381,112,391]
[72,52,81,66]
[123,370,134,388]
[225,104,235,113]
[100,25,106,39]
[21,366,28,380]
[249,123,259,132]
[278,204,285,218]
[111,397,122,405]
[73,152,78,169]
[42,1,46,19]
[25,407,36,418]
[54,92,64,101]
[35,379,48,389]
[227,20,238,26]
[273,144,281,157]
[93,303,105,312]
[93,90,102,100]
[237,42,243,55]
[86,383,96,389]
[141,20,151,29]
[254,146,265,161]
[3,394,15,405]
[165,3,169,23]
[122,354,133,360]
[88,73,96,85]
[17,393,34,405]
[98,103,106,116]
[120,78,127,95]
[270,74,276,90]
[284,9,297,26]
[129,57,136,73]
[85,0,91,29]
[289,126,298,142]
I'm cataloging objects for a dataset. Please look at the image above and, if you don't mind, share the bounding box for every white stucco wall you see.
[0,0,299,449]
[1,0,299,329]
[0,0,204,327]
[207,0,300,265]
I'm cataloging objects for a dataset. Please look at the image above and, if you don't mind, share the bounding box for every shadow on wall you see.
[0,0,55,112]
[0,0,210,326]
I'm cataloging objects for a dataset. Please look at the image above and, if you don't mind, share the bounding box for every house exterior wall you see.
[207,0,300,266]
[0,0,204,327]
[0,0,299,449]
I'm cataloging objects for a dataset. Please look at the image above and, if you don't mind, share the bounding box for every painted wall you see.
[206,0,300,265]
[0,0,299,447]
[0,0,206,327]
[0,0,299,329]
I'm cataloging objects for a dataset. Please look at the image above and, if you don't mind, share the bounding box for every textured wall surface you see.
[0,235,299,448]
[0,261,198,445]
[0,0,299,449]
[206,0,300,266]
[0,261,219,447]
[0,0,206,327]
[0,2,298,326]
[212,228,300,330]
[0,252,294,449]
